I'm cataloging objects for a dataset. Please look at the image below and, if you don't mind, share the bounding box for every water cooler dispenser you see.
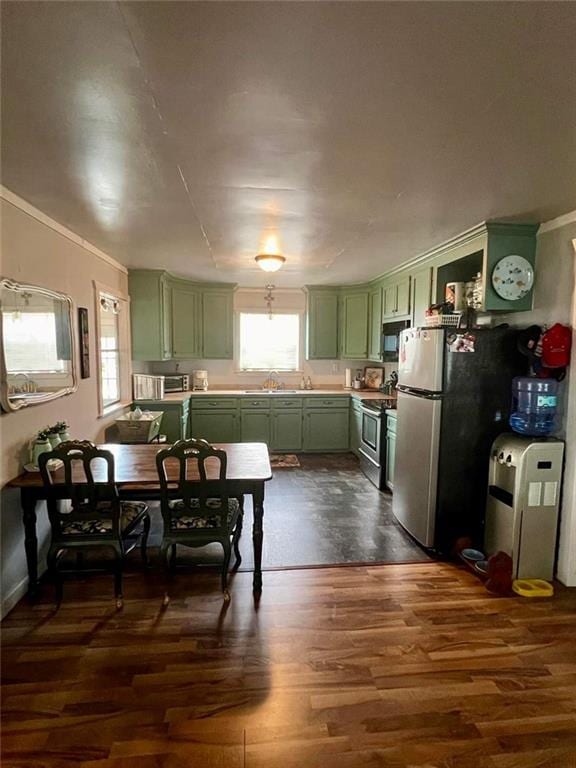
[485,434,564,580]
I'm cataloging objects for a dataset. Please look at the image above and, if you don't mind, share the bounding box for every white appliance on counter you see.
[393,326,526,553]
[132,374,164,400]
[193,370,209,391]
[485,434,564,580]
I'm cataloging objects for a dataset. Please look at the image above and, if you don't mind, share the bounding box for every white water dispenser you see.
[485,434,564,580]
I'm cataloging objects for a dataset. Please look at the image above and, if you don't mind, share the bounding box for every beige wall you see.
[0,193,130,616]
[501,216,576,585]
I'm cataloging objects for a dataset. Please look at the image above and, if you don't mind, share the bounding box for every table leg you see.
[252,485,264,593]
[22,489,39,598]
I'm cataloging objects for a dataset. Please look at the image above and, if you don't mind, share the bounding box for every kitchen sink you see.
[244,389,299,394]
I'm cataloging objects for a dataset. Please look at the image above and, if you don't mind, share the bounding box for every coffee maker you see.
[192,370,209,391]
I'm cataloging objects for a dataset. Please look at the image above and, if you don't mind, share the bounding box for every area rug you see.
[270,454,301,468]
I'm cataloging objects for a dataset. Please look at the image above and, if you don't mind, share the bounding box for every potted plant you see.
[47,424,62,449]
[54,420,71,443]
[31,428,51,467]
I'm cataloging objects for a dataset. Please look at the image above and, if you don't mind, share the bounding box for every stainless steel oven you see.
[359,403,385,488]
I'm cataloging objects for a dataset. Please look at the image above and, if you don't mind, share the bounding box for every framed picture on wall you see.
[364,366,384,390]
[78,307,90,379]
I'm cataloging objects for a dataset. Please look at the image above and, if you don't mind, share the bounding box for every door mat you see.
[270,454,301,468]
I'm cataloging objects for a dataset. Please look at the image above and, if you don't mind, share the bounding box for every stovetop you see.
[360,398,396,412]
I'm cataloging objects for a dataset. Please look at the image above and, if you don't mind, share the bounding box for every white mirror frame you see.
[0,277,78,412]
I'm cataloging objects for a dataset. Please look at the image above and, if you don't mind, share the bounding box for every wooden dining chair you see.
[39,441,150,608]
[156,438,244,602]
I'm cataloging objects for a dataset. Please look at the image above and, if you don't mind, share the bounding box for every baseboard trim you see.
[1,575,29,620]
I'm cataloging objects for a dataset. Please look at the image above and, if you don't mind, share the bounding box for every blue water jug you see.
[509,377,558,436]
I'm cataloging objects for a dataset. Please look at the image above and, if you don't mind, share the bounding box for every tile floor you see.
[147,453,430,570]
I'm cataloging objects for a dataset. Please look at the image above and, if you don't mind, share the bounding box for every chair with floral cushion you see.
[39,441,150,607]
[156,438,243,602]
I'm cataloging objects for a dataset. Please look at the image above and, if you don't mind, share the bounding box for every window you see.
[239,312,300,371]
[98,292,121,408]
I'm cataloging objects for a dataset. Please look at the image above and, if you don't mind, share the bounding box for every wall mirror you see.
[0,278,78,411]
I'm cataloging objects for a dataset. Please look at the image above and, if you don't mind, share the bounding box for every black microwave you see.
[381,320,410,362]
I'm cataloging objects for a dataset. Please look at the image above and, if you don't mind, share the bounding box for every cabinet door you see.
[385,431,396,490]
[396,277,411,317]
[203,290,233,359]
[171,284,202,359]
[303,409,350,451]
[341,292,369,359]
[382,284,396,320]
[156,407,184,443]
[129,271,172,361]
[190,410,239,443]
[411,267,432,327]
[271,410,303,451]
[368,287,383,362]
[307,290,339,359]
[241,411,271,445]
[350,407,362,456]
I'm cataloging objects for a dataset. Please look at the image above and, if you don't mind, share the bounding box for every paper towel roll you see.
[345,368,353,389]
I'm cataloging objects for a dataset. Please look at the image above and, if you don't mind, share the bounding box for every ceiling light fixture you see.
[255,253,286,273]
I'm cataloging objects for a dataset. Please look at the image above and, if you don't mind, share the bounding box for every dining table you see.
[5,442,273,598]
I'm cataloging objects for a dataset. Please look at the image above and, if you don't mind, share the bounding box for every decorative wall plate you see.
[491,254,534,301]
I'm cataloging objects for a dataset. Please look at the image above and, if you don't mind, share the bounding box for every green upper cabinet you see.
[382,276,411,320]
[171,280,202,359]
[306,288,339,360]
[483,223,539,312]
[340,290,369,359]
[202,288,234,359]
[433,222,539,313]
[368,285,383,361]
[129,270,236,361]
[411,267,433,327]
[129,270,172,361]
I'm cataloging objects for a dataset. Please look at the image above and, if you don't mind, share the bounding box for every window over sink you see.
[239,312,300,372]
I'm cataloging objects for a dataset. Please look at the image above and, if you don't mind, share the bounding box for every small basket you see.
[115,411,163,443]
[424,313,463,329]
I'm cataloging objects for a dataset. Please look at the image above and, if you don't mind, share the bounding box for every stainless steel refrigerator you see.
[392,326,525,553]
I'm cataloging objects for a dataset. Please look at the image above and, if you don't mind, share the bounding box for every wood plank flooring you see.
[2,563,576,767]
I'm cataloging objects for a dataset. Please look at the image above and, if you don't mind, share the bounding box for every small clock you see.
[491,255,534,301]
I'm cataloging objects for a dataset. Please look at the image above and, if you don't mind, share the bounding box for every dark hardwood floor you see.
[2,562,576,767]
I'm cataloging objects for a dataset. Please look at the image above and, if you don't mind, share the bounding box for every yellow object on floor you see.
[512,579,554,598]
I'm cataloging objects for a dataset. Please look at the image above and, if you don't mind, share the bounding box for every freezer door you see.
[398,327,444,393]
[392,389,441,547]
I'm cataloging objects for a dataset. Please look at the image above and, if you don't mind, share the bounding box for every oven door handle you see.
[360,406,382,418]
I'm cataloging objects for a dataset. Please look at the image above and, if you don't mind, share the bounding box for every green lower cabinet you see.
[350,402,362,457]
[132,399,189,443]
[271,410,303,451]
[385,415,397,491]
[241,410,272,444]
[190,410,239,443]
[303,409,350,451]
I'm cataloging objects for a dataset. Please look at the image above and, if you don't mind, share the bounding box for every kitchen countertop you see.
[135,389,397,404]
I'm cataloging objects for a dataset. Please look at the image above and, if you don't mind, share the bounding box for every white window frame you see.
[94,281,131,417]
[234,309,304,374]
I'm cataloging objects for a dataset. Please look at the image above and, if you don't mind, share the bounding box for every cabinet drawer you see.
[304,397,349,409]
[271,397,303,410]
[190,398,238,410]
[350,397,363,412]
[240,398,271,410]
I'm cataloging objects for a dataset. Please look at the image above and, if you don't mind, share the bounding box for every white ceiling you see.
[2,2,575,287]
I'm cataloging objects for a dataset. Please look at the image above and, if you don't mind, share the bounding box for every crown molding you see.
[0,186,128,275]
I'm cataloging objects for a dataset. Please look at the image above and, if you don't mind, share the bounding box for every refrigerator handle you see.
[397,385,443,400]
